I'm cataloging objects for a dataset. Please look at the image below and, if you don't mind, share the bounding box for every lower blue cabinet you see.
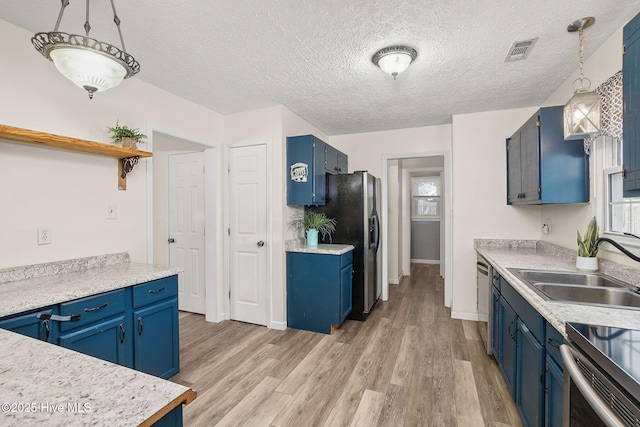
[134,298,180,379]
[286,250,353,334]
[0,306,57,343]
[545,355,564,427]
[59,316,129,365]
[499,295,517,398]
[516,319,545,427]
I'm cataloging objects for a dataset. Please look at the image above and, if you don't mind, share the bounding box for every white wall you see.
[450,107,542,318]
[0,19,223,269]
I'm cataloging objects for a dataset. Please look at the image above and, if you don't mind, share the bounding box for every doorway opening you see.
[148,130,221,322]
[381,152,452,308]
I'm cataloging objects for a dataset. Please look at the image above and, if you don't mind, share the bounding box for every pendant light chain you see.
[578,27,585,89]
[110,0,127,52]
[53,0,70,32]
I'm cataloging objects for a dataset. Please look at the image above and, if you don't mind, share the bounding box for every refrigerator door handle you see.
[374,211,380,252]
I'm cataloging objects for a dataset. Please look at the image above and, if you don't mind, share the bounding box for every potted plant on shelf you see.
[576,216,599,271]
[288,210,337,248]
[107,120,147,149]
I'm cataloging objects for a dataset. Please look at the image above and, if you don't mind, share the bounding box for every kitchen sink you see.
[506,268,640,310]
[533,283,640,309]
[509,268,627,288]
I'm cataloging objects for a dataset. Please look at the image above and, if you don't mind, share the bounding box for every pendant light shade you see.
[31,1,140,99]
[372,46,417,80]
[564,17,601,140]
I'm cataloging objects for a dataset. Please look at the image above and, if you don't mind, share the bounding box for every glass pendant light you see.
[564,17,601,140]
[32,0,140,99]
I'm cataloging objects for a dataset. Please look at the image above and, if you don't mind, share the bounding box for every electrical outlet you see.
[107,204,117,220]
[37,227,52,245]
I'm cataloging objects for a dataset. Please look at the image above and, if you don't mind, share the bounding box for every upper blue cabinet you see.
[506,106,589,205]
[623,12,640,197]
[287,134,348,206]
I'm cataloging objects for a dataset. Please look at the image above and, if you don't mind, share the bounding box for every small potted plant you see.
[576,216,599,271]
[107,120,147,149]
[288,210,337,248]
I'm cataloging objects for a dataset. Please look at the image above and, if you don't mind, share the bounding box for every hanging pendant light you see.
[31,0,140,99]
[372,46,417,80]
[564,17,601,141]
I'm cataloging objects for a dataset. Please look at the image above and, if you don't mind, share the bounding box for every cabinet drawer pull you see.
[43,319,50,342]
[83,303,108,313]
[138,317,143,336]
[148,286,165,294]
[119,324,126,344]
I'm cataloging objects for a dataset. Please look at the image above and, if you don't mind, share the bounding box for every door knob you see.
[257,240,265,247]
[168,238,175,243]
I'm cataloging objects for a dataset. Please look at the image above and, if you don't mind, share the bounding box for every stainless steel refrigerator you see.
[312,171,380,320]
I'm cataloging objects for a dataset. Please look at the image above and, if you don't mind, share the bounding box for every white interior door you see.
[169,152,206,314]
[228,143,268,326]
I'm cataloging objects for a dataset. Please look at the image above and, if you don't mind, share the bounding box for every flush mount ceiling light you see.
[564,17,601,142]
[372,46,417,80]
[32,0,140,99]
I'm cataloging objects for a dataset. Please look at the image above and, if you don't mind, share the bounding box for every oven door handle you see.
[560,344,624,427]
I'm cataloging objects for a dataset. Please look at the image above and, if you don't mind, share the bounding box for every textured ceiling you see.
[1,1,640,135]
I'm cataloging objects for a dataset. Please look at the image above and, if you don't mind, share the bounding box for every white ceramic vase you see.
[576,256,598,272]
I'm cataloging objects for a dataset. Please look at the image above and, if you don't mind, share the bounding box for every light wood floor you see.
[170,264,524,427]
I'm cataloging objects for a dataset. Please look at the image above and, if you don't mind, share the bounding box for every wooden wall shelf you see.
[0,124,152,190]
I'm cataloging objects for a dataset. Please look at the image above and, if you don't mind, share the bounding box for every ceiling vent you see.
[504,38,538,62]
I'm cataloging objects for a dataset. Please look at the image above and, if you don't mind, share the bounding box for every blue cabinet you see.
[59,316,128,365]
[490,271,556,427]
[287,134,348,206]
[623,12,640,197]
[517,320,545,427]
[0,306,57,343]
[132,276,180,379]
[507,106,589,205]
[286,250,353,334]
[498,295,517,398]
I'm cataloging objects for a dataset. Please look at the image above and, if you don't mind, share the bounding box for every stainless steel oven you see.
[562,323,640,427]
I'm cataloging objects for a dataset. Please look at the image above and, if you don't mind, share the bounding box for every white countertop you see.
[0,260,181,318]
[0,328,195,427]
[476,240,640,336]
[285,242,355,255]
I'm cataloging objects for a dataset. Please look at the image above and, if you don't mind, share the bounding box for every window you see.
[411,176,440,219]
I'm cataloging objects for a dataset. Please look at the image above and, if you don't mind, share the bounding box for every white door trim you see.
[145,124,223,323]
[381,150,453,308]
[223,138,272,325]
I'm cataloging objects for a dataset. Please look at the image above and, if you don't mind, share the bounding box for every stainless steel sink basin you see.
[510,269,627,288]
[533,284,640,309]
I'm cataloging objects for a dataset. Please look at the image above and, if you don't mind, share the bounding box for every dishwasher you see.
[476,254,492,354]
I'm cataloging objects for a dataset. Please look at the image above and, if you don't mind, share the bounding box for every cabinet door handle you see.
[148,287,165,294]
[43,319,50,342]
[547,337,561,349]
[508,321,515,340]
[84,303,108,312]
[119,324,126,344]
[137,317,143,336]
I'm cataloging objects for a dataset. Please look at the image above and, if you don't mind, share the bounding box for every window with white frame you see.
[411,176,440,219]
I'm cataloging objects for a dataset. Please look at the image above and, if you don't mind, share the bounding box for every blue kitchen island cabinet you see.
[0,306,57,343]
[133,276,180,379]
[286,134,348,206]
[286,245,354,334]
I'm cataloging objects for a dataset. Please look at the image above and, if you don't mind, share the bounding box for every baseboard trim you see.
[270,320,287,331]
[451,311,481,321]
[410,259,441,264]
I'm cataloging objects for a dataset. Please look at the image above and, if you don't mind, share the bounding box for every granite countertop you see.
[0,328,195,427]
[0,254,192,426]
[0,254,181,318]
[285,241,355,255]
[476,240,640,336]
